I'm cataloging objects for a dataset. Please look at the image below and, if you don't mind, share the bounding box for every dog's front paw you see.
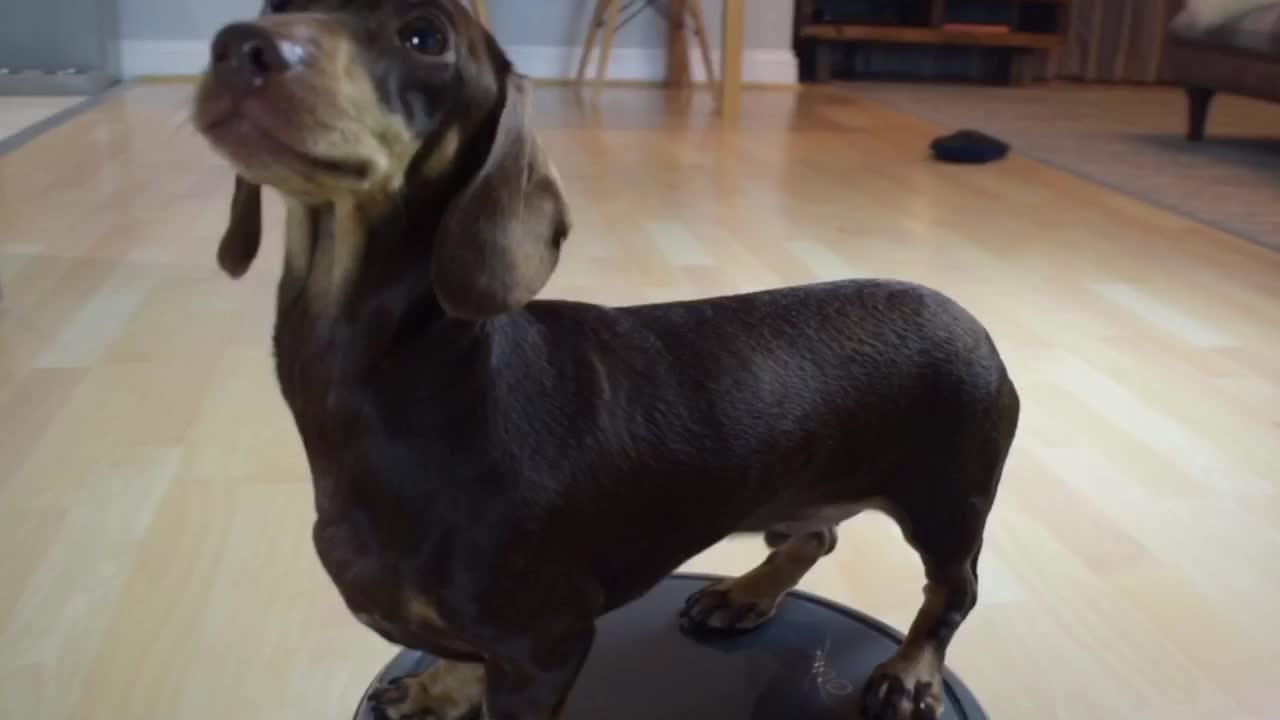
[369,661,484,720]
[679,578,779,634]
[370,677,426,720]
[860,656,945,720]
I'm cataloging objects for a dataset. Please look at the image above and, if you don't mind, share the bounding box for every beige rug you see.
[844,82,1280,251]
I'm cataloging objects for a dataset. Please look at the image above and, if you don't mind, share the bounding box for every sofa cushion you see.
[1171,2,1280,55]
[1174,0,1275,30]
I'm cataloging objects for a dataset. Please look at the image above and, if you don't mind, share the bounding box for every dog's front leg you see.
[371,660,486,720]
[482,624,595,720]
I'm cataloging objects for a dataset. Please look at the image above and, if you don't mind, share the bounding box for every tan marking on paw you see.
[864,646,946,720]
[682,533,834,631]
[714,569,786,609]
[372,660,484,720]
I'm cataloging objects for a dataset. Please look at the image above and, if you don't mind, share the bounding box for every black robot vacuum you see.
[354,573,988,719]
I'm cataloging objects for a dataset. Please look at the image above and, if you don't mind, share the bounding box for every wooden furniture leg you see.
[928,0,946,26]
[1186,87,1215,141]
[594,0,623,94]
[688,0,717,85]
[577,0,611,83]
[469,0,490,27]
[1004,49,1037,86]
[719,0,744,121]
[814,42,834,83]
[668,0,691,88]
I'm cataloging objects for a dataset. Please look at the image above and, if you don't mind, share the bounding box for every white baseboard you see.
[120,40,797,85]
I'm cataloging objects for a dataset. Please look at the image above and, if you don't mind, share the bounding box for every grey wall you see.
[0,0,119,71]
[117,0,794,50]
[486,0,795,50]
[118,0,258,43]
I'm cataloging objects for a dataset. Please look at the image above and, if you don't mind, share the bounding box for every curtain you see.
[1042,0,1186,83]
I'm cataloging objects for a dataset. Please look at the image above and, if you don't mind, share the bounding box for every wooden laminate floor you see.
[1,82,1278,720]
[0,96,86,142]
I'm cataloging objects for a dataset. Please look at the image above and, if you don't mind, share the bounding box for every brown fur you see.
[192,3,1020,719]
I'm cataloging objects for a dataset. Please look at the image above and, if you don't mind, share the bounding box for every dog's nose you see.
[211,23,293,95]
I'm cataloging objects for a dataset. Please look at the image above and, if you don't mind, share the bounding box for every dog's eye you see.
[400,17,449,56]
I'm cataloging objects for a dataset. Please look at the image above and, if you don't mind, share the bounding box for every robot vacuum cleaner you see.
[354,573,987,719]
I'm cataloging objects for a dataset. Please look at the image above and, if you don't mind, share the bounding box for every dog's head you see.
[194,0,569,319]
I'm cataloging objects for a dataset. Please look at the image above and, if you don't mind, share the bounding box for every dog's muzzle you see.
[195,14,409,198]
[210,22,300,98]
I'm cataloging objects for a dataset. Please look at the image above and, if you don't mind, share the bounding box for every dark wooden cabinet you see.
[795,0,1072,85]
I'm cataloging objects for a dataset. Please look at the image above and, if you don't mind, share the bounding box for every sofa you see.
[1166,0,1280,140]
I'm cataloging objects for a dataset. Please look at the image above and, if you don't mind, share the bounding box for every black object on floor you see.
[930,129,1010,164]
[353,573,988,720]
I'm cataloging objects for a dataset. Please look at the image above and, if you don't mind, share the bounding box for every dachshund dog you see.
[193,2,1020,719]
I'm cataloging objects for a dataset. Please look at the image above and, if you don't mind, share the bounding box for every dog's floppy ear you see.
[218,176,263,278]
[431,73,569,319]
[214,3,269,280]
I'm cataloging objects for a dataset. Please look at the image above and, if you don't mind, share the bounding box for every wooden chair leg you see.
[667,0,691,88]
[470,0,490,27]
[687,0,717,85]
[577,0,610,83]
[594,0,622,93]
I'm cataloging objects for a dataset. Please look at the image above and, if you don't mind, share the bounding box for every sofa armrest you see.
[1165,35,1280,102]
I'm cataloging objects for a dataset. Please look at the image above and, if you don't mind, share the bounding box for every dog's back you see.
[464,278,1016,609]
[501,278,1009,488]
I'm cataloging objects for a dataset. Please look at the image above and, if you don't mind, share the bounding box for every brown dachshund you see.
[193,2,1020,719]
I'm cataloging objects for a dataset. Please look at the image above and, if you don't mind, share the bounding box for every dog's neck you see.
[283,198,370,318]
[278,125,486,326]
[275,192,467,357]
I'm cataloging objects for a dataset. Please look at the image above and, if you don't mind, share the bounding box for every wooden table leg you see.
[719,0,744,123]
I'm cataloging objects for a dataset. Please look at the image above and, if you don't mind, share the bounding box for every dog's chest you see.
[275,337,470,655]
[312,514,477,657]
[271,264,481,658]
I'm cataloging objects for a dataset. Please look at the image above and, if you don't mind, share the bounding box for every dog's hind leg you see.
[858,508,985,720]
[861,383,1018,720]
[679,527,837,633]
